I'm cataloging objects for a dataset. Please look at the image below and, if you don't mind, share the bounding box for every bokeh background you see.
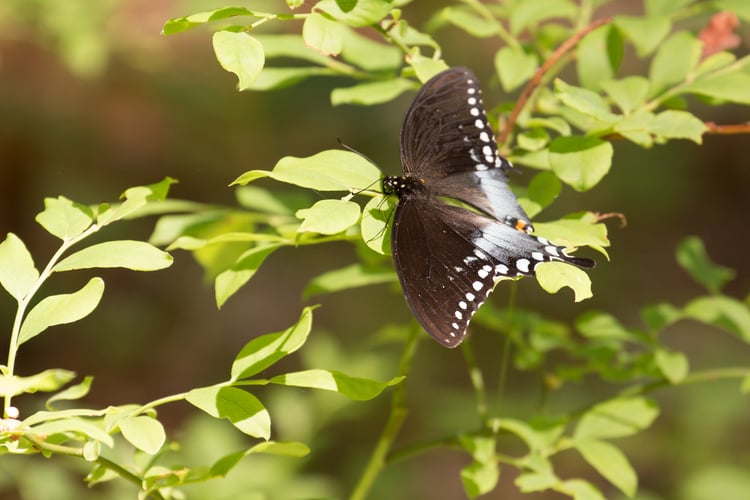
[1,0,749,498]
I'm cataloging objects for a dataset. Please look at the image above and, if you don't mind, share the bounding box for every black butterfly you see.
[383,67,595,348]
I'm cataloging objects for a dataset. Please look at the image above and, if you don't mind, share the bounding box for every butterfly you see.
[382,67,595,348]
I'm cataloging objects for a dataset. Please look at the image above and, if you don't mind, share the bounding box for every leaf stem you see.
[349,323,420,500]
[462,339,488,423]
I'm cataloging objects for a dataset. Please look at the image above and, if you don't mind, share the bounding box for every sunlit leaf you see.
[316,0,392,27]
[304,263,396,298]
[601,76,650,115]
[46,376,93,410]
[186,385,271,439]
[54,241,173,272]
[331,78,415,106]
[162,7,256,35]
[296,199,361,235]
[655,348,689,383]
[119,416,166,455]
[548,135,613,191]
[676,236,735,293]
[0,233,39,301]
[574,396,659,441]
[361,195,395,255]
[269,369,403,400]
[535,262,592,302]
[614,15,671,57]
[18,277,105,345]
[215,244,282,308]
[213,31,265,91]
[36,197,93,240]
[0,369,76,398]
[495,46,538,92]
[683,296,750,342]
[576,439,637,497]
[303,12,345,56]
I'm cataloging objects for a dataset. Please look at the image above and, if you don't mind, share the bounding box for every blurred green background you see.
[1,0,749,498]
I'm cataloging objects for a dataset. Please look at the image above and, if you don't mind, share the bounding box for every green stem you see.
[462,340,488,423]
[349,323,420,500]
[5,224,102,416]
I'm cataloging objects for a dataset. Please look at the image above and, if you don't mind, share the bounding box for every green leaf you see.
[186,385,271,439]
[548,136,613,191]
[249,66,334,90]
[649,31,702,93]
[676,236,735,292]
[361,195,395,255]
[576,25,623,91]
[533,217,610,252]
[495,46,538,92]
[655,348,689,384]
[461,459,499,499]
[331,78,415,106]
[559,479,607,500]
[614,15,671,58]
[601,76,650,115]
[296,199,361,235]
[645,0,695,16]
[302,12,345,56]
[215,244,282,308]
[316,0,392,27]
[516,471,559,492]
[97,178,176,226]
[555,80,617,122]
[682,72,750,105]
[439,6,500,38]
[210,441,310,477]
[0,369,76,398]
[521,172,562,218]
[232,149,381,192]
[54,241,173,272]
[650,110,707,144]
[36,197,93,240]
[254,34,329,65]
[269,369,403,400]
[576,310,634,341]
[162,7,256,35]
[340,29,401,71]
[213,31,265,91]
[303,263,396,298]
[574,396,659,441]
[0,233,39,301]
[119,416,166,455]
[46,376,93,410]
[683,296,750,342]
[576,440,637,497]
[18,277,105,345]
[509,0,577,36]
[641,302,682,332]
[516,128,550,152]
[231,307,314,380]
[29,417,114,448]
[496,418,565,453]
[535,261,592,302]
[715,0,750,23]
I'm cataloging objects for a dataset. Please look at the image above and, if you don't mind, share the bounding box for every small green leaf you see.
[461,459,499,499]
[683,296,750,342]
[548,135,613,191]
[533,217,610,252]
[676,236,735,293]
[601,76,650,114]
[296,199,361,235]
[516,471,559,492]
[215,244,282,308]
[29,417,114,448]
[186,385,271,439]
[46,376,93,410]
[0,369,76,398]
[269,369,403,400]
[575,310,634,341]
[521,172,562,217]
[649,31,702,93]
[516,128,550,152]
[119,416,166,455]
[535,261,592,302]
[555,80,617,122]
[250,66,333,90]
[162,7,256,35]
[409,55,450,83]
[496,418,565,453]
[36,197,93,240]
[576,25,623,91]
[641,302,682,332]
[0,233,39,301]
[304,263,396,298]
[210,441,310,477]
[232,149,381,192]
[316,0,392,27]
[331,78,415,106]
[54,241,173,272]
[495,46,538,92]
[655,348,689,384]
[231,307,314,380]
[509,0,577,36]
[559,478,607,500]
[682,72,750,105]
[213,31,265,91]
[576,440,637,497]
[18,277,105,345]
[361,195,395,255]
[303,12,345,56]
[574,396,659,441]
[340,28,401,71]
[439,6,500,38]
[614,15,671,57]
[97,178,176,226]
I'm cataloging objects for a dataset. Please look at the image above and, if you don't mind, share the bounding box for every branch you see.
[705,121,750,135]
[498,17,613,147]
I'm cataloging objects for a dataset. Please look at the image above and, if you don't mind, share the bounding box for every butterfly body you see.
[385,67,594,348]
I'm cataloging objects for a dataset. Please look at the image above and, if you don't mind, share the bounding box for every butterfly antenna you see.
[337,138,384,195]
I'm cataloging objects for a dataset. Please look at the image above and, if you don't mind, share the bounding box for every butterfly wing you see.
[392,194,592,347]
[400,66,530,224]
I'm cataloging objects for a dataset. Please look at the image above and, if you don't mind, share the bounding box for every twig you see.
[498,17,613,147]
[705,121,750,135]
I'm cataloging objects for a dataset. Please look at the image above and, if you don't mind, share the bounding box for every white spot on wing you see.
[472,281,483,291]
[516,259,531,273]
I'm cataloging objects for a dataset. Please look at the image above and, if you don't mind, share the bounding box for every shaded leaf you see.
[683,296,750,342]
[676,236,735,293]
[576,310,634,341]
[304,263,396,298]
[574,397,659,441]
[655,348,689,383]
[269,369,403,400]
